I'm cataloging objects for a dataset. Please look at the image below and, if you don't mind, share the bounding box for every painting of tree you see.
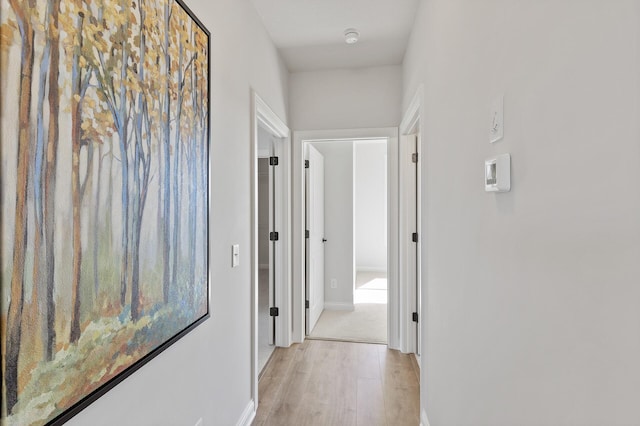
[0,0,210,423]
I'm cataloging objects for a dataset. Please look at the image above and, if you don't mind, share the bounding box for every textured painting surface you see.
[0,0,209,423]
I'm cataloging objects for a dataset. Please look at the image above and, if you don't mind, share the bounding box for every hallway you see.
[253,340,419,426]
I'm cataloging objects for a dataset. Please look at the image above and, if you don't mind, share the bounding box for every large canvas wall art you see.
[0,0,210,423]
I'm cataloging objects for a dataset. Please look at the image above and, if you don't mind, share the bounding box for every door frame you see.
[399,85,424,360]
[250,91,291,410]
[292,128,400,348]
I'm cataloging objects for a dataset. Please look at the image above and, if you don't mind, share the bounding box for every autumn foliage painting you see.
[0,0,210,423]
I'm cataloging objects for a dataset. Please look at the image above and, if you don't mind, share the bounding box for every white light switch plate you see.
[232,244,239,268]
[490,95,504,143]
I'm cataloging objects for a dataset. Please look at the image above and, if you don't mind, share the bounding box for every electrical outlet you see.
[195,418,203,426]
[330,278,337,289]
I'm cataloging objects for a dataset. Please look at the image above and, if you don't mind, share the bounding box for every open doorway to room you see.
[399,86,424,364]
[303,139,388,344]
[257,132,275,373]
[250,92,291,410]
[292,128,400,350]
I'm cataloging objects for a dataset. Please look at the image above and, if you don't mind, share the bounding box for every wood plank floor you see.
[253,339,420,426]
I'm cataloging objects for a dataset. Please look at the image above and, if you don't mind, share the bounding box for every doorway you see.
[250,91,291,409]
[399,86,424,362]
[304,139,388,344]
[292,128,399,347]
[257,133,275,373]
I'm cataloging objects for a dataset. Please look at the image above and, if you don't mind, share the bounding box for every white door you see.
[401,133,421,357]
[305,144,325,334]
[268,140,276,345]
[413,134,421,357]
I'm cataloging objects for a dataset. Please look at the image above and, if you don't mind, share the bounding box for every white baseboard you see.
[420,409,430,426]
[356,267,387,273]
[259,263,269,270]
[236,399,256,426]
[324,302,354,311]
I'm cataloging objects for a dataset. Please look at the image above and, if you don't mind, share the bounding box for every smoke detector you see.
[344,28,360,45]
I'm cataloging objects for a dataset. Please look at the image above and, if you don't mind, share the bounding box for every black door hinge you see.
[305,230,310,239]
[270,156,279,166]
[305,300,309,309]
[412,232,418,243]
[412,312,419,322]
[270,231,279,241]
[270,307,279,317]
[305,160,310,168]
[412,153,418,163]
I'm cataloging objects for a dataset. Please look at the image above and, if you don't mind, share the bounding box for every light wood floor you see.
[253,339,420,426]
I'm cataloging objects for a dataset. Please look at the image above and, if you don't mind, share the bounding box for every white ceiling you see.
[250,0,420,72]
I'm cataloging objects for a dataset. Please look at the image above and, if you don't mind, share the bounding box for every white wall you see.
[311,142,354,309]
[354,141,387,272]
[68,0,289,425]
[404,1,640,425]
[289,65,402,130]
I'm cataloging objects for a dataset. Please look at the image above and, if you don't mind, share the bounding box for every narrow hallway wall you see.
[403,1,640,425]
[289,65,401,130]
[68,0,289,424]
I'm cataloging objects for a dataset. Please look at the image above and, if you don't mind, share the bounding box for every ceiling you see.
[250,0,420,72]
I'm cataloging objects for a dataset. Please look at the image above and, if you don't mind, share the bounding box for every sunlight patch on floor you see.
[358,278,388,290]
[355,278,387,304]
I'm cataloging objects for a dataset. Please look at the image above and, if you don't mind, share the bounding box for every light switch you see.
[231,244,240,268]
[490,95,504,143]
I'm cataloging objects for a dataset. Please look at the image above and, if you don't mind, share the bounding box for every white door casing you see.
[305,144,325,334]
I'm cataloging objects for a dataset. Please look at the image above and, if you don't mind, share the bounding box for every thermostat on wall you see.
[485,154,511,192]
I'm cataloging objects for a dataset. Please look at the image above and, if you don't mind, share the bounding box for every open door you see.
[405,134,421,356]
[305,144,325,335]
[412,134,421,357]
[400,132,421,356]
[267,139,276,346]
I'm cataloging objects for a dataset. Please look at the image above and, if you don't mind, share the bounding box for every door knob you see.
[322,238,327,243]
